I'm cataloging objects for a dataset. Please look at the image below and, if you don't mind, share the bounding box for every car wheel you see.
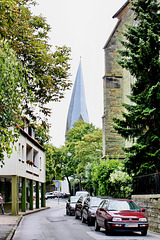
[105,221,109,235]
[95,218,100,231]
[141,230,147,236]
[87,217,92,226]
[81,213,86,223]
[75,211,79,219]
[87,218,91,226]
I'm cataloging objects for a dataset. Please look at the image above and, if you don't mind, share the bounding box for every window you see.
[26,144,32,162]
[33,149,38,167]
[18,143,21,160]
[99,200,105,208]
[22,145,24,161]
[28,126,32,136]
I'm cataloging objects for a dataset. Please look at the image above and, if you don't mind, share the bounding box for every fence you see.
[133,172,160,194]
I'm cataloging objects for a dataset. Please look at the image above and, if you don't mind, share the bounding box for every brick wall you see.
[132,194,160,233]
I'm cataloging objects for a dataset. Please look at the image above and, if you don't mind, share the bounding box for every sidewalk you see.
[0,207,49,240]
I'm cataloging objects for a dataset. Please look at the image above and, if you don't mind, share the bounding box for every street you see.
[13,199,160,240]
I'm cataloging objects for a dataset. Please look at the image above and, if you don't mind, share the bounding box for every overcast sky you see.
[32,0,126,147]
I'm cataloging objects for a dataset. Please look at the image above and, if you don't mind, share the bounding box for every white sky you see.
[32,0,126,147]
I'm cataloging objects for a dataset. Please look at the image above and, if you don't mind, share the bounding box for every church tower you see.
[65,59,89,135]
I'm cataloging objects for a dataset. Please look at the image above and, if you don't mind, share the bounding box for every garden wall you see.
[132,194,160,233]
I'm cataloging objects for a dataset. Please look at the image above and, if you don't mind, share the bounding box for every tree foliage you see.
[0,0,71,162]
[0,40,25,164]
[109,169,132,198]
[61,122,102,194]
[113,0,160,175]
[91,158,120,196]
[44,144,62,183]
[91,158,132,198]
[35,122,51,146]
[0,0,71,117]
[45,121,132,198]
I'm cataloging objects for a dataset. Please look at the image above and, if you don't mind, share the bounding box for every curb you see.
[6,215,23,240]
[6,207,50,240]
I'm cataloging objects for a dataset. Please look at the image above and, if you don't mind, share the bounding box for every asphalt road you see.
[13,199,160,240]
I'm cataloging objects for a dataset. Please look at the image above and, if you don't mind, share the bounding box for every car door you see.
[83,197,90,220]
[96,200,105,226]
[97,200,108,228]
[76,196,83,217]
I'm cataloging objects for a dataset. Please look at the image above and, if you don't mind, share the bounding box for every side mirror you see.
[100,207,106,212]
[141,208,145,212]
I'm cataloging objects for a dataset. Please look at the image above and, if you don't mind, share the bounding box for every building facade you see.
[0,126,46,214]
[102,1,135,159]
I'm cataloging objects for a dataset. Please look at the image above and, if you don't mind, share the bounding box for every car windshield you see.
[107,200,140,211]
[70,197,79,203]
[90,198,102,207]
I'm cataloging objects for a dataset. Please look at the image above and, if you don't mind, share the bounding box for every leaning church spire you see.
[65,59,89,135]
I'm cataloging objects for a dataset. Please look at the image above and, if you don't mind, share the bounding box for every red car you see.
[95,199,148,236]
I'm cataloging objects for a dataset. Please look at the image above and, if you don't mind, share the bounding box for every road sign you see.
[52,180,62,187]
[55,181,61,188]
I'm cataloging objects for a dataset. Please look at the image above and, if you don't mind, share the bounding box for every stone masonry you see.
[132,194,160,233]
[102,2,134,159]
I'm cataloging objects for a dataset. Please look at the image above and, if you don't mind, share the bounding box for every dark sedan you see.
[81,197,102,225]
[95,199,148,236]
[66,196,79,216]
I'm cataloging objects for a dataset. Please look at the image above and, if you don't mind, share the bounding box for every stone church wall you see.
[102,4,134,158]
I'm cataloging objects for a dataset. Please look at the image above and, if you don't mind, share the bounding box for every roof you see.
[20,128,45,151]
[112,0,130,19]
[66,59,89,134]
[103,20,121,49]
[103,0,130,49]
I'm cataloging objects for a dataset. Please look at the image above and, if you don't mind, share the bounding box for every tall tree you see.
[61,121,100,193]
[0,0,71,162]
[113,0,160,175]
[0,0,71,122]
[0,1,71,120]
[74,129,102,193]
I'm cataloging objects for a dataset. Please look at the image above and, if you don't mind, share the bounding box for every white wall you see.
[0,132,46,183]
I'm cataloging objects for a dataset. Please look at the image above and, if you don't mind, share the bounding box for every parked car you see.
[75,191,89,197]
[95,199,148,236]
[75,196,87,219]
[53,191,60,198]
[66,196,79,216]
[63,192,71,198]
[81,197,102,225]
[45,192,54,199]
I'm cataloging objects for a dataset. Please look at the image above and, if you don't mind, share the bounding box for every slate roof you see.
[65,59,89,134]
